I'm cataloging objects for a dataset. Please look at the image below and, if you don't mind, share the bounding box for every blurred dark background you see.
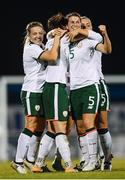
[1,0,124,75]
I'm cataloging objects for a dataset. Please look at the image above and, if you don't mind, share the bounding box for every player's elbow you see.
[103,46,112,54]
[40,51,58,61]
[106,47,112,54]
[49,52,58,61]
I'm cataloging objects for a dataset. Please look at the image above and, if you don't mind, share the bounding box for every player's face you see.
[81,18,92,30]
[29,26,45,45]
[67,16,81,31]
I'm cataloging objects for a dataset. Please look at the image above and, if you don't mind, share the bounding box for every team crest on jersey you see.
[63,111,68,117]
[35,105,40,111]
[77,41,82,48]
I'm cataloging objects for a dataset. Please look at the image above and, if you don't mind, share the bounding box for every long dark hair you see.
[47,12,68,31]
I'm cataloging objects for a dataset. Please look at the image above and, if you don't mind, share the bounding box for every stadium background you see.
[0,0,125,161]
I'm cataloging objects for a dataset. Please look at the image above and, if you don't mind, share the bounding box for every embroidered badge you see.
[63,111,68,117]
[35,105,40,111]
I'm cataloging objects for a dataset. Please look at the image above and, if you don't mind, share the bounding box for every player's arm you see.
[88,30,103,42]
[95,25,112,54]
[39,28,67,61]
[66,28,89,42]
[67,28,102,42]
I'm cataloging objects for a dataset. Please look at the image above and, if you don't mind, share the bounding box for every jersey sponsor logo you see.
[63,111,68,117]
[90,48,95,57]
[35,105,40,111]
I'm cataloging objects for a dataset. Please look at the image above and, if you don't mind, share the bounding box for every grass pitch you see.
[0,158,125,179]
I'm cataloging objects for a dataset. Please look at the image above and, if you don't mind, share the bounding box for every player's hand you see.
[98,25,107,36]
[66,29,80,42]
[54,28,67,38]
